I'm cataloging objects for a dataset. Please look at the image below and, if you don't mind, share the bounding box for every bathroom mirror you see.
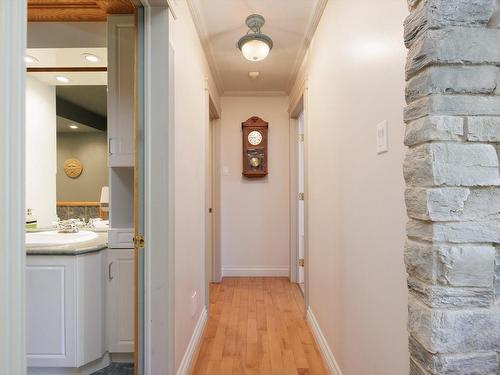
[26,48,109,228]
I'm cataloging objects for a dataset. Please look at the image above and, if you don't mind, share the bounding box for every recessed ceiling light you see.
[24,55,38,64]
[83,53,99,63]
[55,76,71,83]
[69,125,79,129]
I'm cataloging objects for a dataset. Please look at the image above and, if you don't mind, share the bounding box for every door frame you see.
[0,1,27,374]
[204,81,221,313]
[139,1,175,375]
[0,1,176,374]
[288,78,310,310]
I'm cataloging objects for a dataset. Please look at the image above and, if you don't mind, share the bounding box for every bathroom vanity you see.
[26,233,108,373]
[26,231,134,375]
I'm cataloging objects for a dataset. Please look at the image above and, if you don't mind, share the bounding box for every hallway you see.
[191,278,328,375]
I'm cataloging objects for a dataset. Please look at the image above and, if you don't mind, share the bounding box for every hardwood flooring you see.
[190,277,328,375]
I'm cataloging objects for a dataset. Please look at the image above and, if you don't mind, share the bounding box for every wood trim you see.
[133,8,139,375]
[27,67,107,72]
[28,8,107,22]
[56,201,100,207]
[28,0,134,22]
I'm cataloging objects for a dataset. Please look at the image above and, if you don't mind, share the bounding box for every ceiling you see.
[188,0,326,94]
[26,48,108,86]
[57,86,108,117]
[57,116,103,133]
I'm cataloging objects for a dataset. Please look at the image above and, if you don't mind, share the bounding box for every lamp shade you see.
[241,39,271,61]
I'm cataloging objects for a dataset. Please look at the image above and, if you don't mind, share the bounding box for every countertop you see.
[26,231,108,256]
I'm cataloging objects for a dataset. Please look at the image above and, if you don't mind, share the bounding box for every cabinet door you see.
[107,15,135,167]
[27,257,77,367]
[106,249,135,353]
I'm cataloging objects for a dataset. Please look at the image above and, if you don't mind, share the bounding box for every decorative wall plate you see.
[64,158,83,178]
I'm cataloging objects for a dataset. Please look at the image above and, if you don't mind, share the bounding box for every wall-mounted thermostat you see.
[376,120,389,154]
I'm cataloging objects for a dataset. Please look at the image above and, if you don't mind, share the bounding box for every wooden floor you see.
[190,277,328,375]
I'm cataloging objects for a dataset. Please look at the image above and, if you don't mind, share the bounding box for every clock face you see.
[248,130,263,146]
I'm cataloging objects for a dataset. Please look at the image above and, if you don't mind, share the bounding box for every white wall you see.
[219,96,290,276]
[26,76,57,227]
[168,1,220,371]
[293,0,409,374]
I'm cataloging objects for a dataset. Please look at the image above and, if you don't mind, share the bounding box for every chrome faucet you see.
[57,219,79,233]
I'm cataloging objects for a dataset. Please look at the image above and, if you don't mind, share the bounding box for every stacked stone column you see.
[403,0,500,373]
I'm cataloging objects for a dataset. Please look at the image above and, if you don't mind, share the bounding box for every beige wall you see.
[57,131,108,202]
[292,0,409,373]
[219,96,290,275]
[168,1,220,371]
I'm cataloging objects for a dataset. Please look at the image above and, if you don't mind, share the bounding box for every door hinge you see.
[298,258,305,267]
[134,234,145,249]
[298,192,305,201]
[298,134,304,142]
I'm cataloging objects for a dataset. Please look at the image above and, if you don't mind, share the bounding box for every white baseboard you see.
[222,266,289,277]
[176,307,208,375]
[306,307,343,375]
[110,352,134,363]
[28,353,110,375]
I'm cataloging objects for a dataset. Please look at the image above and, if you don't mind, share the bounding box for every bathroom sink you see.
[26,230,98,246]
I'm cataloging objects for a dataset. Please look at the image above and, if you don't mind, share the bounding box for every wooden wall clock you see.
[242,116,269,178]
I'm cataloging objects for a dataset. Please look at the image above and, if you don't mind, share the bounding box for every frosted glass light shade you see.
[241,39,271,61]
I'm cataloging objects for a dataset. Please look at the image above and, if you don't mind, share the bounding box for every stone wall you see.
[403,0,500,373]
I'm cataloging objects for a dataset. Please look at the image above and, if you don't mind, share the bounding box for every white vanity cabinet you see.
[26,252,105,368]
[105,249,135,353]
[107,14,135,168]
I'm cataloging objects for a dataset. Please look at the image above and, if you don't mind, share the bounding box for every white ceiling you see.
[26,48,107,68]
[188,0,325,94]
[57,116,102,134]
[26,48,107,86]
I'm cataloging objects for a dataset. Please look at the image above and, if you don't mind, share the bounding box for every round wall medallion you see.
[64,158,83,178]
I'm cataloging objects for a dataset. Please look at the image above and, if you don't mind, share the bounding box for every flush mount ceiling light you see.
[55,76,71,83]
[82,53,99,63]
[249,71,260,80]
[24,55,38,64]
[237,14,273,62]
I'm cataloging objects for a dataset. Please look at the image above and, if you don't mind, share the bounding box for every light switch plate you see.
[376,120,389,154]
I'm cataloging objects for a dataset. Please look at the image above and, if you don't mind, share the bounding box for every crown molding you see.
[286,0,328,93]
[186,0,223,95]
[223,90,287,97]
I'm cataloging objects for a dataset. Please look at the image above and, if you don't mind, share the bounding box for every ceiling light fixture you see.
[249,71,260,80]
[55,76,71,83]
[24,55,38,64]
[69,125,79,129]
[237,14,273,62]
[83,53,99,63]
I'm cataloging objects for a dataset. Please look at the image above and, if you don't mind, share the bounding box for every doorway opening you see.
[289,88,308,309]
[296,111,306,294]
[24,3,140,375]
[205,92,221,312]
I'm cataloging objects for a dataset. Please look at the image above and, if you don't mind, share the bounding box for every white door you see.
[297,112,305,287]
